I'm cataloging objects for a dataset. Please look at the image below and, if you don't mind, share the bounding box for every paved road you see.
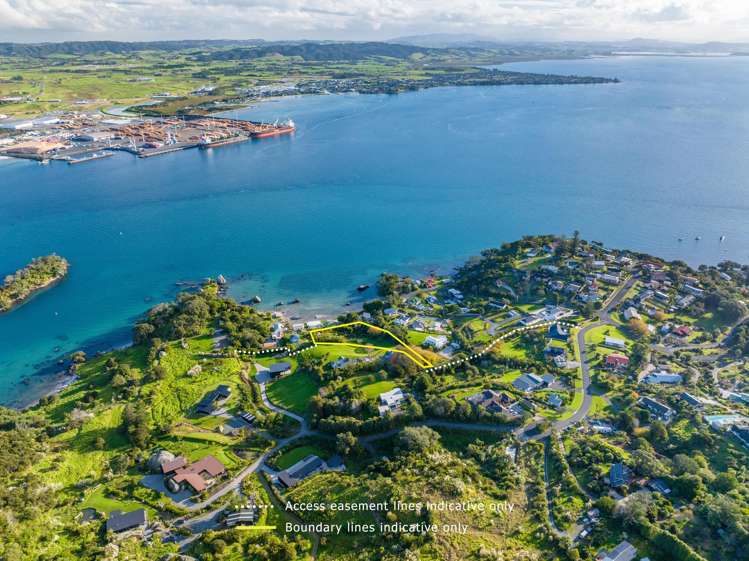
[518,278,635,441]
[172,278,635,547]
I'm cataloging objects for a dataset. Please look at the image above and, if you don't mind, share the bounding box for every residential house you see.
[638,396,674,422]
[623,307,640,321]
[423,334,449,350]
[608,462,632,488]
[466,390,519,416]
[603,336,626,350]
[731,425,749,449]
[270,321,285,340]
[106,509,148,534]
[225,503,259,528]
[598,273,620,285]
[548,394,564,408]
[641,370,683,385]
[647,479,672,495]
[728,392,749,405]
[277,454,329,488]
[654,290,670,302]
[547,323,569,341]
[589,420,615,434]
[269,361,292,378]
[196,385,232,415]
[164,455,227,494]
[512,372,548,393]
[679,392,703,409]
[676,294,695,308]
[683,284,705,297]
[552,354,568,368]
[378,387,406,416]
[672,325,691,338]
[605,353,630,370]
[704,414,748,430]
[598,540,636,561]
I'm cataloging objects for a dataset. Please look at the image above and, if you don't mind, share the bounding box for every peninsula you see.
[1,235,748,561]
[0,254,69,312]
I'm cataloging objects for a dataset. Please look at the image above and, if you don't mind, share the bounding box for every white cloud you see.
[0,0,747,42]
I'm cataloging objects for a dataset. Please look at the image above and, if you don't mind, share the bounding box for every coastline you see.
[0,272,68,315]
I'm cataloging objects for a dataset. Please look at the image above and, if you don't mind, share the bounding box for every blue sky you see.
[1,0,748,43]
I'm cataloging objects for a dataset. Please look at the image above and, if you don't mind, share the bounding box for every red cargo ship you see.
[251,119,295,139]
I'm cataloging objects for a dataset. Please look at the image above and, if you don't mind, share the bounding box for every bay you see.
[1,55,748,406]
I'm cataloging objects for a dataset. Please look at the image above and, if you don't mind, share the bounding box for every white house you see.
[623,307,640,321]
[378,388,406,416]
[603,336,626,350]
[641,370,683,385]
[423,335,448,350]
[447,288,463,300]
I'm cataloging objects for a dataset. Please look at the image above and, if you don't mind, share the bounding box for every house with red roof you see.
[605,353,630,370]
[163,455,227,494]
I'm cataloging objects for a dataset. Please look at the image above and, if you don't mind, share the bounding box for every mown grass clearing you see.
[266,370,320,415]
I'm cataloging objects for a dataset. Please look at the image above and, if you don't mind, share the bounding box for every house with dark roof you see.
[608,462,632,488]
[196,385,232,415]
[466,389,518,416]
[225,498,259,528]
[547,323,569,341]
[731,425,749,450]
[512,373,547,393]
[679,392,703,409]
[638,396,674,422]
[106,509,148,534]
[277,454,328,488]
[598,540,636,561]
[647,478,672,495]
[165,455,227,494]
[269,362,292,378]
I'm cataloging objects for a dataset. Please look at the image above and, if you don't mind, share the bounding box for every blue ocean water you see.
[1,55,748,406]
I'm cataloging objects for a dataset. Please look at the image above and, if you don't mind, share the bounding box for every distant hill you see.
[0,39,264,57]
[195,41,439,62]
[389,34,749,55]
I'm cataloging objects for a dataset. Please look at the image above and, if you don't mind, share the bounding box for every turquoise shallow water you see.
[1,55,748,406]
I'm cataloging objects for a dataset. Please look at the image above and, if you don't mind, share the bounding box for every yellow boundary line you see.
[308,321,433,368]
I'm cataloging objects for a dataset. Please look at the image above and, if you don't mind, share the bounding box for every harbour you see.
[1,55,748,408]
[0,114,296,164]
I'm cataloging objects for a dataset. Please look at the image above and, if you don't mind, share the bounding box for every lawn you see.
[343,373,397,399]
[266,370,320,415]
[493,337,528,359]
[155,434,245,472]
[81,486,150,515]
[588,395,612,417]
[585,324,631,348]
[273,445,330,470]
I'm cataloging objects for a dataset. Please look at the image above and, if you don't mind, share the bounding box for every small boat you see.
[357,284,370,292]
[695,236,701,241]
[288,298,301,304]
[677,238,683,242]
[720,235,726,242]
[274,301,283,307]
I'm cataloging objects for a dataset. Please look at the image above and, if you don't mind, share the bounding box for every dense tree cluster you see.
[133,283,269,349]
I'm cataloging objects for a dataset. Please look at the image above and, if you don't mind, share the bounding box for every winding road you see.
[171,278,636,551]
